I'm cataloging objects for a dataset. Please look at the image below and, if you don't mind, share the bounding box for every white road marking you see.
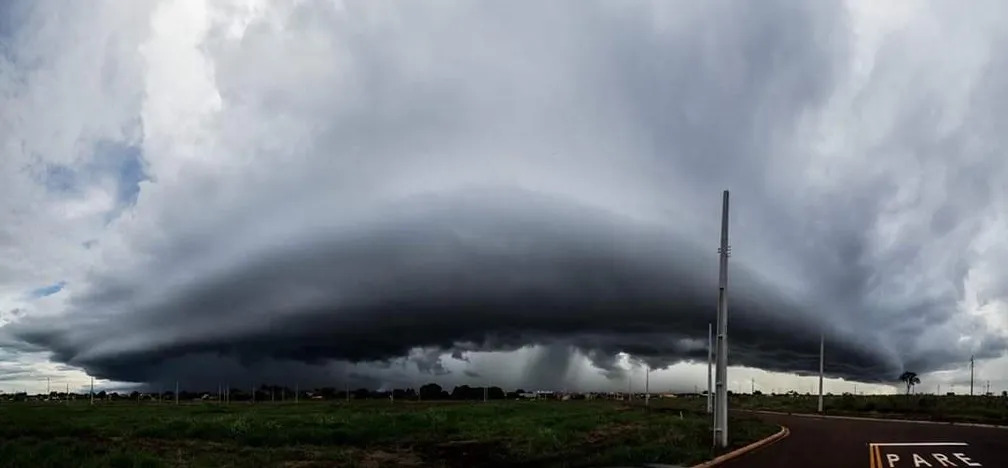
[912,453,933,467]
[953,453,981,466]
[932,453,955,467]
[872,443,968,447]
[870,442,983,467]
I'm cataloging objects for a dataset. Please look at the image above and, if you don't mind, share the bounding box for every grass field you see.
[0,400,776,467]
[648,393,1008,426]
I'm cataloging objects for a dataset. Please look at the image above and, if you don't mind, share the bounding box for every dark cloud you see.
[9,189,907,384]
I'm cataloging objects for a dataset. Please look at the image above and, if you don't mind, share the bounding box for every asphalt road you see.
[720,412,1008,467]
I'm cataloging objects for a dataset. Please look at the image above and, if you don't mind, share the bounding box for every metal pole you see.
[969,357,975,396]
[707,323,713,414]
[627,371,632,402]
[714,190,730,448]
[645,365,650,408]
[818,333,824,413]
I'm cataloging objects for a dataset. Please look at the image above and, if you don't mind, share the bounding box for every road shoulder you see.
[691,425,789,468]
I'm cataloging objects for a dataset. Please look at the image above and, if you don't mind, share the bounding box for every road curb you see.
[690,425,789,468]
[744,410,1008,430]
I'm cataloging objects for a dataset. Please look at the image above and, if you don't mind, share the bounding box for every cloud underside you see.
[11,189,899,384]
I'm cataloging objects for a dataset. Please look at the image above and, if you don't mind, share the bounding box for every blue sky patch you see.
[87,140,148,209]
[36,139,149,221]
[29,281,66,299]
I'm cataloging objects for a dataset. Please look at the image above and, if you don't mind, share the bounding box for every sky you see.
[1,0,1007,396]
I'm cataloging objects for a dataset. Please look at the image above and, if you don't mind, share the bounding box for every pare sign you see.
[869,443,982,467]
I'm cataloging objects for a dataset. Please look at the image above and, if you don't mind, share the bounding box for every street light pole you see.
[713,190,731,448]
[707,323,713,414]
[818,333,824,413]
[970,355,975,396]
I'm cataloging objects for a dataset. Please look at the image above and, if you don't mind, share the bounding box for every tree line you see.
[14,384,539,402]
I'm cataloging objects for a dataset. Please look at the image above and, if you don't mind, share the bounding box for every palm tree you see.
[899,371,920,395]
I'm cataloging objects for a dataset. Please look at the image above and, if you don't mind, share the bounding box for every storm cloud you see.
[2,0,1008,390]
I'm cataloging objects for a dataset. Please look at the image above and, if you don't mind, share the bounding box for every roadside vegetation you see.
[648,392,1008,426]
[0,400,776,467]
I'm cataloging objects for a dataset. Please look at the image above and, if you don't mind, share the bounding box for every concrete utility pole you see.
[751,378,754,395]
[90,377,94,405]
[627,371,632,401]
[713,190,731,448]
[175,381,179,405]
[65,383,69,406]
[295,384,299,404]
[47,377,50,399]
[345,383,349,403]
[970,355,975,396]
[707,322,713,414]
[818,333,824,413]
[645,365,650,408]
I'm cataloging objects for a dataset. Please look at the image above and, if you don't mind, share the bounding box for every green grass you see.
[648,393,1008,426]
[0,400,776,467]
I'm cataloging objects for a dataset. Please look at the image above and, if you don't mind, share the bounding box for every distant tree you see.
[899,372,920,395]
[753,390,763,396]
[420,383,443,400]
[488,386,505,400]
[451,385,475,400]
[1002,390,1007,398]
[317,387,336,399]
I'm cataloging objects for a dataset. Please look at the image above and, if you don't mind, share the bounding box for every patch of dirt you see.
[583,422,640,445]
[357,449,424,468]
[279,461,326,467]
[417,438,511,467]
